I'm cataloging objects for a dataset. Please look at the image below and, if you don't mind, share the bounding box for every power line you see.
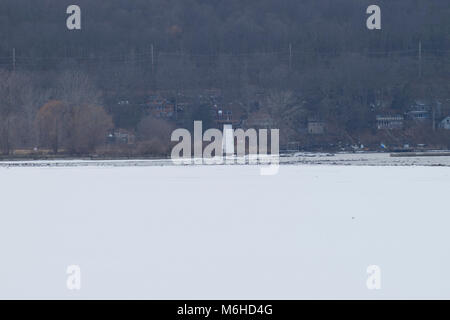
[0,46,448,68]
[0,46,449,61]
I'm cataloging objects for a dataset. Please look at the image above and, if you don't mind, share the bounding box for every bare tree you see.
[264,89,306,143]
[66,104,113,154]
[54,70,102,107]
[35,100,67,153]
[0,71,36,154]
[33,70,111,154]
[136,116,175,155]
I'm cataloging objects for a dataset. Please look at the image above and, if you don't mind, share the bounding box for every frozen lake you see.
[0,162,449,299]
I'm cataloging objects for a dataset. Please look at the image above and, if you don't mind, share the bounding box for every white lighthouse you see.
[222,124,234,158]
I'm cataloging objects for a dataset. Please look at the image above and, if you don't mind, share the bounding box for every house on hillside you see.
[107,129,136,145]
[117,100,130,106]
[214,103,244,127]
[376,115,404,130]
[407,101,432,121]
[145,96,175,119]
[217,109,233,123]
[439,116,450,130]
[307,118,325,134]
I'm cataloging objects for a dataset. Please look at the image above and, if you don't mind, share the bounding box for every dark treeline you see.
[0,0,449,156]
[1,0,449,58]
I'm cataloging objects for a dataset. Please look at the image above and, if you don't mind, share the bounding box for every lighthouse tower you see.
[222,124,234,158]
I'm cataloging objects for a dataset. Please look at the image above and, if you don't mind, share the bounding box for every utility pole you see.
[432,106,436,131]
[12,48,16,72]
[151,44,154,74]
[289,43,292,71]
[418,41,422,78]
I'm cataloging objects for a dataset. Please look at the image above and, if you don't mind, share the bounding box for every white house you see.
[307,118,325,134]
[376,115,404,130]
[407,101,432,121]
[439,116,450,130]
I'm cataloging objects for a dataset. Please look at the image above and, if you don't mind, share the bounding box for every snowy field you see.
[0,161,450,299]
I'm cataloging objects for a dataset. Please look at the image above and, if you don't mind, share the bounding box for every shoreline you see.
[1,151,450,167]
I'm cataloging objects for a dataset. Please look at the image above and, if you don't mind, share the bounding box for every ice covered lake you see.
[0,155,450,299]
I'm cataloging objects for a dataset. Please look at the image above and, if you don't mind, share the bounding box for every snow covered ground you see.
[0,163,449,299]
